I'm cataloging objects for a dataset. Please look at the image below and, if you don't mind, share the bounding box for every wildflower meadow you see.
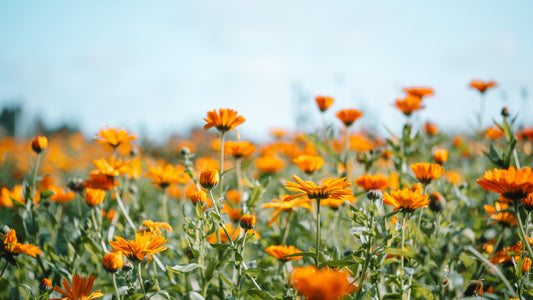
[2,81,533,300]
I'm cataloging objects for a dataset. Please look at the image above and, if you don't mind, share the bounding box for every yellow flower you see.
[477,166,533,202]
[3,229,42,257]
[31,136,48,154]
[292,265,355,300]
[293,155,324,175]
[90,156,130,178]
[410,162,444,185]
[85,188,106,207]
[102,251,124,273]
[204,108,245,134]
[265,245,302,261]
[335,109,363,127]
[145,164,189,189]
[95,127,137,149]
[285,175,352,202]
[383,188,429,212]
[141,220,173,236]
[50,274,103,300]
[109,233,167,262]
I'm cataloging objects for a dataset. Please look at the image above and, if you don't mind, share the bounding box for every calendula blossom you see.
[477,166,533,203]
[383,188,429,212]
[204,108,245,134]
[265,245,302,261]
[50,274,103,300]
[285,175,352,202]
[410,162,444,185]
[95,127,137,149]
[109,233,167,262]
[292,265,355,300]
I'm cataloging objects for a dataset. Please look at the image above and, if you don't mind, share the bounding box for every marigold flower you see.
[315,96,334,112]
[85,188,106,207]
[404,87,434,99]
[265,245,302,261]
[433,149,448,164]
[293,155,324,175]
[355,174,389,191]
[199,168,219,189]
[470,80,497,94]
[485,126,504,140]
[523,194,533,211]
[90,156,130,178]
[522,257,532,272]
[444,170,463,186]
[102,251,124,273]
[188,189,208,205]
[206,223,242,244]
[226,189,241,204]
[84,174,117,191]
[428,192,446,213]
[490,240,524,265]
[292,265,355,300]
[2,229,42,257]
[335,109,363,127]
[349,135,373,151]
[51,274,103,300]
[424,122,439,136]
[477,166,533,202]
[31,136,48,154]
[221,203,242,221]
[383,188,429,212]
[255,156,285,173]
[141,220,173,236]
[95,127,137,150]
[285,175,352,202]
[39,278,53,292]
[0,186,25,207]
[410,162,444,185]
[204,108,245,134]
[109,233,167,262]
[145,164,189,189]
[484,202,517,227]
[261,196,313,226]
[225,141,256,159]
[395,95,424,116]
[321,194,356,209]
[240,214,256,230]
[49,186,76,203]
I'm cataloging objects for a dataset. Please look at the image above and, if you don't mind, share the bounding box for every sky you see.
[0,1,532,142]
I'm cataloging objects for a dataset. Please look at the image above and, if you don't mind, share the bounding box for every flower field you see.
[1,81,533,300]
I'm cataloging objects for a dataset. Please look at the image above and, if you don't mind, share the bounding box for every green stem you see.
[355,212,374,299]
[112,273,121,300]
[76,193,83,218]
[90,207,99,231]
[315,199,321,268]
[152,260,160,290]
[115,189,137,232]
[401,213,406,300]
[161,188,168,223]
[282,211,292,245]
[513,148,521,169]
[30,153,42,242]
[235,159,245,213]
[515,204,533,259]
[137,262,146,297]
[218,132,226,198]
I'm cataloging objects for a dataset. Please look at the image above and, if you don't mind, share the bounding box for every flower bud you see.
[366,189,383,201]
[433,149,448,165]
[180,146,191,156]
[85,188,106,207]
[522,257,532,272]
[39,278,52,292]
[31,136,48,154]
[240,214,256,230]
[67,177,85,193]
[501,106,510,117]
[103,251,124,273]
[199,169,219,190]
[428,192,446,213]
[190,190,207,205]
[122,261,134,272]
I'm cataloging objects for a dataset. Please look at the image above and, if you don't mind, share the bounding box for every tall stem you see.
[218,132,226,198]
[355,211,374,299]
[161,188,168,223]
[315,199,321,267]
[515,204,533,258]
[401,214,406,299]
[112,273,121,300]
[235,159,245,213]
[282,211,293,245]
[30,153,42,242]
[137,262,146,296]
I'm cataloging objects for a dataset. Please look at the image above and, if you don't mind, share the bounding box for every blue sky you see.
[0,1,532,141]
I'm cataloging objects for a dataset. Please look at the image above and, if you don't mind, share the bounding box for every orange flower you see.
[141,220,173,236]
[490,240,524,265]
[204,108,245,134]
[523,194,533,211]
[225,141,256,159]
[84,174,117,191]
[485,126,504,140]
[206,223,243,244]
[395,95,424,116]
[293,155,324,175]
[240,214,256,230]
[265,245,302,261]
[221,203,242,221]
[383,188,429,212]
[109,233,167,262]
[90,156,130,178]
[0,185,25,207]
[424,122,439,135]
[49,186,76,203]
[102,251,124,273]
[255,156,285,173]
[477,166,533,202]
[261,196,313,226]
[85,188,106,207]
[95,127,137,150]
[31,136,48,154]
[410,162,444,185]
[470,80,497,94]
[349,135,373,151]
[321,194,356,209]
[315,96,334,112]
[444,170,463,186]
[355,174,389,191]
[484,202,517,227]
[404,87,434,99]
[199,168,219,189]
[292,265,355,300]
[145,164,190,189]
[226,189,241,204]
[335,109,363,127]
[285,175,352,202]
[3,229,42,257]
[50,274,103,300]
[433,149,448,164]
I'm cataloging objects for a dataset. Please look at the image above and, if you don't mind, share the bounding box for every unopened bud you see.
[367,189,383,201]
[180,146,191,156]
[501,107,510,117]
[39,278,53,292]
[240,214,256,230]
[31,136,48,154]
[429,192,446,213]
[199,169,219,190]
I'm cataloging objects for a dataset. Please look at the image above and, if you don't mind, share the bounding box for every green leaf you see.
[12,213,27,242]
[242,268,265,277]
[220,273,236,290]
[126,294,146,300]
[381,248,416,258]
[319,260,358,268]
[166,263,203,273]
[247,185,264,210]
[247,289,275,300]
[188,291,205,300]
